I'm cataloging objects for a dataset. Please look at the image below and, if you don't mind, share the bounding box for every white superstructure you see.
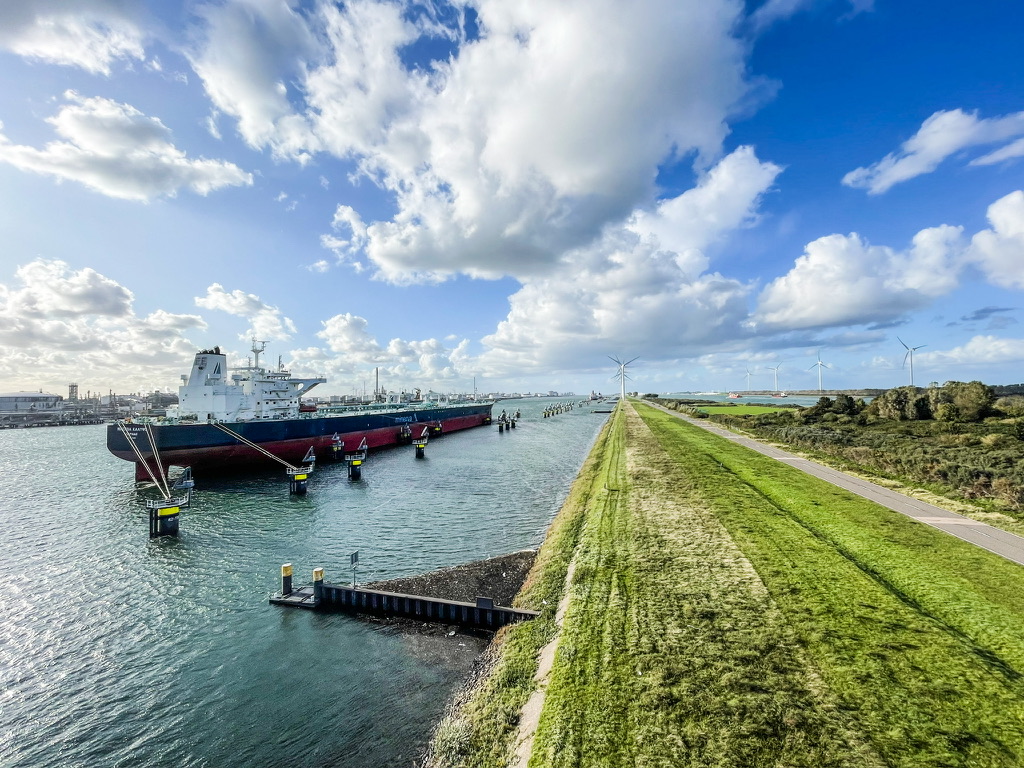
[168,342,325,422]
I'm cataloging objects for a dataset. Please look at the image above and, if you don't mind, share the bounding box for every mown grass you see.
[426,416,615,768]
[527,405,879,767]
[634,402,1024,767]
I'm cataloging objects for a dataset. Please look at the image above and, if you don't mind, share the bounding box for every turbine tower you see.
[745,367,754,392]
[808,352,829,393]
[769,363,782,393]
[898,337,926,388]
[609,355,639,400]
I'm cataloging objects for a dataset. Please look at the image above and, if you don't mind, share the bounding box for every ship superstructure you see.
[107,342,493,480]
[168,342,326,423]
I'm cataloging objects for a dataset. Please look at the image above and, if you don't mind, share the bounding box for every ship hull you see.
[107,403,493,479]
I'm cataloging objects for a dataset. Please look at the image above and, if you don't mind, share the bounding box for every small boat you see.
[727,392,742,399]
[772,392,788,398]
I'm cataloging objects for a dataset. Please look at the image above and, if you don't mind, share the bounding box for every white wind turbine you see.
[745,367,755,392]
[898,337,926,388]
[808,351,829,393]
[769,363,782,393]
[609,356,639,400]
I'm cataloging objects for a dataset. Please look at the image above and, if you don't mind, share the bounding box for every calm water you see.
[0,399,607,768]
[659,392,837,407]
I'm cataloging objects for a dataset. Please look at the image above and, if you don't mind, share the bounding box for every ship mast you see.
[251,338,267,371]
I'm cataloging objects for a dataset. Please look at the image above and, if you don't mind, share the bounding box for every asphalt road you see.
[648,404,1024,567]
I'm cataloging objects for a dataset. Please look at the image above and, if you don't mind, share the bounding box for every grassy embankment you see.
[432,401,1024,767]
[427,413,616,767]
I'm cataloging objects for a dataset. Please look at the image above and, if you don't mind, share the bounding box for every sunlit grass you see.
[634,402,1024,767]
[431,402,1024,767]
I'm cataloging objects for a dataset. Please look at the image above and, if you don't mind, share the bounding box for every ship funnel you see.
[186,349,228,387]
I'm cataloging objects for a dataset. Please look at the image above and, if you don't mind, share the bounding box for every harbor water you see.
[0,399,608,768]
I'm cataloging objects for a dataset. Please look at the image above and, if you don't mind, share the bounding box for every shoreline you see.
[355,550,539,637]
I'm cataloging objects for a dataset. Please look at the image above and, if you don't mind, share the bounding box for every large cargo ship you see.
[107,343,493,480]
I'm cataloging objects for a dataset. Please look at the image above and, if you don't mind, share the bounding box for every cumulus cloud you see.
[0,91,253,201]
[320,205,369,269]
[0,260,206,392]
[195,283,297,341]
[0,0,146,75]
[187,0,321,160]
[188,0,757,283]
[474,147,782,375]
[919,335,1024,368]
[966,190,1024,290]
[308,312,469,387]
[0,259,133,318]
[843,109,1024,194]
[753,224,965,330]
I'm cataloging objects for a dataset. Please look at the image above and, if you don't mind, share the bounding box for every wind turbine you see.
[609,356,639,400]
[768,363,782,394]
[745,367,755,392]
[897,337,926,388]
[808,352,829,393]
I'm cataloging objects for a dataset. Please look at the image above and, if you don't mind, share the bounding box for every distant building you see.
[0,392,63,412]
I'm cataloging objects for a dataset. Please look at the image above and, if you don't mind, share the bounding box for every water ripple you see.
[0,402,606,767]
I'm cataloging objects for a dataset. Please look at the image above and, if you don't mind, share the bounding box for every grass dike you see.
[425,401,1024,767]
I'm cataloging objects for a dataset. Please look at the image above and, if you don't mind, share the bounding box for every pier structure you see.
[271,567,538,631]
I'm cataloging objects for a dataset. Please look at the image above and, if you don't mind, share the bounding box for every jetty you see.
[271,566,538,631]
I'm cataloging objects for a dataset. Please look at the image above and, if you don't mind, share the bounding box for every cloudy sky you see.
[1,0,1022,397]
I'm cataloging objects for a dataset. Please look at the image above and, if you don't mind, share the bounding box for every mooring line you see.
[211,422,299,470]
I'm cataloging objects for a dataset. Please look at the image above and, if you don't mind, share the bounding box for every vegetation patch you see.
[654,382,1024,522]
[635,402,1024,767]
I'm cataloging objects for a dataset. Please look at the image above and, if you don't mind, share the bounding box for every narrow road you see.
[649,404,1024,567]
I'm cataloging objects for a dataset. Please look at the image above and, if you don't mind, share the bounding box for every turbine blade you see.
[897,336,910,350]
[903,350,910,368]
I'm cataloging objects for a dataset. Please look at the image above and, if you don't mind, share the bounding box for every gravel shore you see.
[364,549,537,609]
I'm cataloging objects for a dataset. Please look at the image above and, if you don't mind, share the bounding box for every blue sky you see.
[1,0,1022,398]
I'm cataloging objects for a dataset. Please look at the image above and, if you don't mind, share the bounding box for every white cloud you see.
[187,0,321,160]
[628,146,782,271]
[195,283,296,341]
[309,312,469,387]
[0,91,253,201]
[966,190,1024,290]
[319,204,369,268]
[189,0,757,283]
[0,0,146,75]
[843,109,1024,194]
[750,0,873,31]
[0,259,133,318]
[919,335,1024,368]
[0,260,207,392]
[970,137,1024,166]
[474,147,782,375]
[753,224,965,330]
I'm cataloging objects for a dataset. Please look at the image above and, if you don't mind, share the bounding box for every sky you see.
[0,0,1022,398]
